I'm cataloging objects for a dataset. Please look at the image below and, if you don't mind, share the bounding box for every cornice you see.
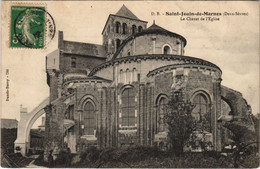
[146,63,221,78]
[63,78,111,88]
[89,54,222,76]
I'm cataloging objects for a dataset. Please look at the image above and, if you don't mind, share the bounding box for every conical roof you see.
[115,5,139,20]
[142,23,187,46]
[146,22,172,33]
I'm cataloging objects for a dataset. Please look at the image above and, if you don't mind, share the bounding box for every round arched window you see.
[121,88,135,126]
[163,45,171,54]
[191,93,211,132]
[122,23,127,34]
[83,101,96,135]
[138,26,143,32]
[116,22,121,33]
[158,97,167,132]
[192,94,208,121]
[132,25,137,34]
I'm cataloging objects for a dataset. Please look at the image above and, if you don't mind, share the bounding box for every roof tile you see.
[115,5,139,20]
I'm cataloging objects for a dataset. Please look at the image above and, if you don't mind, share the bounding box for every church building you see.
[45,5,252,155]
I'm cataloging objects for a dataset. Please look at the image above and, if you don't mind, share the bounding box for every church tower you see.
[102,5,148,60]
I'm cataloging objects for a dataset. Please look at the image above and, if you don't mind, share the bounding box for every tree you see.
[164,91,195,156]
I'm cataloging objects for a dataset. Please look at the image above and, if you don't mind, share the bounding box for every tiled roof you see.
[63,41,106,58]
[115,5,139,20]
[146,23,169,32]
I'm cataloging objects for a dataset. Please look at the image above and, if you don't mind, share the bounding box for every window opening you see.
[83,101,96,135]
[132,25,136,34]
[121,88,135,126]
[122,23,127,34]
[163,46,170,54]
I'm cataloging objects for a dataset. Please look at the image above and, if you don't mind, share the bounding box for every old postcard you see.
[1,1,259,168]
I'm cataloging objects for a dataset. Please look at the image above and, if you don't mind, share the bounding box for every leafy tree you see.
[164,91,195,156]
[189,112,214,152]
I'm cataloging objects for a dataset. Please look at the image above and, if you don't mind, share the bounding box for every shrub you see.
[33,152,48,167]
[74,145,242,168]
[80,146,101,163]
[55,150,69,165]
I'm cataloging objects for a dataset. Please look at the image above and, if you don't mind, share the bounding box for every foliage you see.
[33,152,48,167]
[74,146,233,168]
[251,113,260,144]
[1,128,17,154]
[104,145,161,163]
[80,146,101,163]
[55,149,73,166]
[163,91,195,155]
[1,152,34,168]
[55,150,67,165]
[32,146,238,168]
[164,90,216,155]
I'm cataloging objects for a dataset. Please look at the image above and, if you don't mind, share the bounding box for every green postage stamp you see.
[10,6,46,48]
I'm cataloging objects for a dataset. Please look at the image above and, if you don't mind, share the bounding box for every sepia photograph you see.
[1,1,259,168]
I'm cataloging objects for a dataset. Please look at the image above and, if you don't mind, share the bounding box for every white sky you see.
[1,1,259,128]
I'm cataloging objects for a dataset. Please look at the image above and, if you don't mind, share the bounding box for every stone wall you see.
[60,53,105,74]
[118,34,184,57]
[148,66,222,151]
[221,86,249,117]
[94,57,190,83]
[44,99,67,161]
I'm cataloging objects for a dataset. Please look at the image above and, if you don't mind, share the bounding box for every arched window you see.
[122,23,127,34]
[132,25,137,34]
[116,22,121,33]
[126,68,129,83]
[71,57,76,68]
[192,93,209,122]
[163,45,171,54]
[132,68,136,82]
[176,40,182,55]
[119,69,123,83]
[158,97,167,132]
[138,26,143,32]
[121,88,135,126]
[83,101,96,135]
[116,39,121,50]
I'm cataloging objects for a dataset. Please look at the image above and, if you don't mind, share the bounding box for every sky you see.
[1,1,259,128]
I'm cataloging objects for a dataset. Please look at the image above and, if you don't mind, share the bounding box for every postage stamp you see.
[10,6,46,48]
[10,5,55,49]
